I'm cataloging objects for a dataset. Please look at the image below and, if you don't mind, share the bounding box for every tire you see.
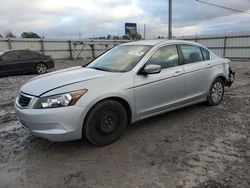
[84,100,127,146]
[206,78,225,106]
[36,63,47,74]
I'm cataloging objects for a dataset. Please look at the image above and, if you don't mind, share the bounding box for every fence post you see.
[223,36,227,57]
[40,39,45,54]
[68,40,73,59]
[7,39,12,50]
[90,44,95,59]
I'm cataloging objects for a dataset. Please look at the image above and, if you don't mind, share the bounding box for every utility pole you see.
[168,0,172,39]
[143,23,146,40]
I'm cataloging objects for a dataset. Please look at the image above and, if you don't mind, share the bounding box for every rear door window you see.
[200,47,210,60]
[2,51,19,60]
[20,51,39,59]
[180,45,203,64]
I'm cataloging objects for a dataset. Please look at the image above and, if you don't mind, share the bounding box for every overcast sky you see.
[0,0,250,38]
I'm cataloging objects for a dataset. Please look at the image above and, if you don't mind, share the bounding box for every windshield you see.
[87,45,151,72]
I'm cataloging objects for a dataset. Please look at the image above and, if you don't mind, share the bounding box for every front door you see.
[134,45,185,119]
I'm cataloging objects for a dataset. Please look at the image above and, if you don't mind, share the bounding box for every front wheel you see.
[206,78,224,106]
[84,100,127,146]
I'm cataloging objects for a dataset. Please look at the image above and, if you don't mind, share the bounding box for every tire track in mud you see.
[177,124,249,187]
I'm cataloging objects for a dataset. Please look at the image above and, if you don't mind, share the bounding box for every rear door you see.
[179,44,212,101]
[134,44,185,119]
[19,51,39,71]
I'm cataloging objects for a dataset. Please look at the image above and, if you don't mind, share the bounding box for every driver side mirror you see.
[141,64,161,74]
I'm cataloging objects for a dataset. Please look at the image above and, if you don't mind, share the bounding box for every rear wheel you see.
[36,63,47,74]
[84,100,127,146]
[206,78,224,106]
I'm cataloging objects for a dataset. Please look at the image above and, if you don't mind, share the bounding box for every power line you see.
[195,0,250,15]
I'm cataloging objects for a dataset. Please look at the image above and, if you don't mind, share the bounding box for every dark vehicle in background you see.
[0,50,54,76]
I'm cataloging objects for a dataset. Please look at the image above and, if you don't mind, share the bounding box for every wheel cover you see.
[37,64,46,74]
[211,82,223,103]
[96,110,119,136]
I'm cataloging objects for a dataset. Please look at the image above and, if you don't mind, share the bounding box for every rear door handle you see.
[174,71,182,76]
[206,63,212,68]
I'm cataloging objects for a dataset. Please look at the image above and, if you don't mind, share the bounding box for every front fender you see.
[78,91,136,123]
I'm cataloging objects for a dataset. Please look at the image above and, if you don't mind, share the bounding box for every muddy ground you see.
[0,60,249,188]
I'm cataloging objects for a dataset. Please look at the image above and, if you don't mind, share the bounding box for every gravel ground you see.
[0,60,249,188]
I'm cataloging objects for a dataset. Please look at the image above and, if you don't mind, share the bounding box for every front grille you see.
[18,94,32,107]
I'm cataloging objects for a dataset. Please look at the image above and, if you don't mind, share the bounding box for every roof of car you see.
[3,49,30,52]
[0,49,41,54]
[123,39,202,47]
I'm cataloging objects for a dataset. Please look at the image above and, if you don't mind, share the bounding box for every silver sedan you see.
[15,40,234,145]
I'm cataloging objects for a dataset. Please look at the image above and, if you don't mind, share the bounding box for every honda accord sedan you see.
[15,40,234,146]
[0,50,54,77]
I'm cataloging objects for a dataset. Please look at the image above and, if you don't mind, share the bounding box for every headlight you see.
[35,89,87,109]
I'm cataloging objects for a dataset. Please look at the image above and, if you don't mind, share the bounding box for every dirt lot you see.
[0,60,249,188]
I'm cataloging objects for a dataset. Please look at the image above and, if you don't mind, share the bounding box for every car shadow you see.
[0,68,56,78]
[126,102,208,131]
[0,72,37,78]
[1,101,211,184]
[21,102,209,152]
[0,101,210,165]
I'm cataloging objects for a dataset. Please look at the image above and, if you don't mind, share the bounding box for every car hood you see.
[20,66,113,96]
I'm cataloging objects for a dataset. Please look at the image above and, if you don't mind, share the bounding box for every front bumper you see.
[45,59,55,69]
[15,104,87,142]
[225,67,235,87]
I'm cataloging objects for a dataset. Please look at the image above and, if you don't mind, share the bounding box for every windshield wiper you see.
[88,67,111,72]
[88,66,123,73]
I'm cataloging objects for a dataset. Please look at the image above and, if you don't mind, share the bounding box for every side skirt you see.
[132,98,206,123]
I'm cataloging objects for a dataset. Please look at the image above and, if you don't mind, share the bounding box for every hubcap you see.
[96,111,119,135]
[37,64,46,74]
[211,82,223,103]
